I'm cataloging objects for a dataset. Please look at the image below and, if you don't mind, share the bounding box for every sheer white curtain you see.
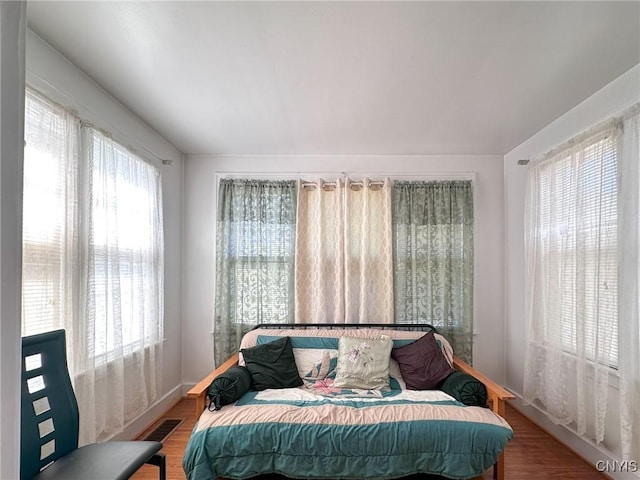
[22,89,164,444]
[75,129,164,443]
[22,90,81,351]
[344,178,394,323]
[295,179,345,323]
[295,178,393,324]
[618,104,640,461]
[523,121,621,443]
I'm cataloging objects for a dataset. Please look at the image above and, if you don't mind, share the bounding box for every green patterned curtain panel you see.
[214,179,297,365]
[392,181,474,363]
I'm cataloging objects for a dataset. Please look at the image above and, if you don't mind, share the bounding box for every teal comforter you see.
[182,388,513,480]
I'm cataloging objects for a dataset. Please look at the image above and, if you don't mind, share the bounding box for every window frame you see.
[531,131,619,369]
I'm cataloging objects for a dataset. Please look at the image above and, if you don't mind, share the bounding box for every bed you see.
[183,324,514,480]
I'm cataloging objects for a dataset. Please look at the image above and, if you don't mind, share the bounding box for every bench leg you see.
[147,452,166,480]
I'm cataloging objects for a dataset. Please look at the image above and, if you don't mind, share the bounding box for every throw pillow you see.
[207,365,251,411]
[256,335,339,386]
[391,331,455,390]
[333,336,393,390]
[240,336,303,390]
[440,370,488,407]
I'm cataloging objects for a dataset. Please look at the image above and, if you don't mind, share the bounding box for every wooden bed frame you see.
[187,324,514,480]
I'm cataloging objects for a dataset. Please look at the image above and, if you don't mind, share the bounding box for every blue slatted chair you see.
[21,329,166,480]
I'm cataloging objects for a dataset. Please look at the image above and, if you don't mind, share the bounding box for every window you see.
[523,120,622,445]
[88,130,164,360]
[224,186,296,325]
[213,179,296,365]
[535,134,618,367]
[22,90,164,358]
[22,90,78,337]
[22,88,164,442]
[392,181,474,363]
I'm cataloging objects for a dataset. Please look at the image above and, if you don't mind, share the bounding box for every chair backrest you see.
[21,330,80,480]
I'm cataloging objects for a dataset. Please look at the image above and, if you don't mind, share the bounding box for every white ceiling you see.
[27,1,639,156]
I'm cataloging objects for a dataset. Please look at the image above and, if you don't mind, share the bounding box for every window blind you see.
[22,90,79,337]
[534,131,618,366]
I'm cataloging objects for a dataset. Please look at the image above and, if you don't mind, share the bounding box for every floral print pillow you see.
[333,336,393,390]
[300,350,338,386]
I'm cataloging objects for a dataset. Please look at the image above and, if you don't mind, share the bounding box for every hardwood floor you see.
[133,398,200,479]
[131,398,607,480]
[497,406,607,480]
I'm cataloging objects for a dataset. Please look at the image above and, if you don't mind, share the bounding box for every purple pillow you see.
[391,332,455,390]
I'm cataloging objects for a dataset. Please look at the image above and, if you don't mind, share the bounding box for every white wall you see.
[504,64,639,477]
[0,3,25,478]
[182,154,505,387]
[25,30,185,439]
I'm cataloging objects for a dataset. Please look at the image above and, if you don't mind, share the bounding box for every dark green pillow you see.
[241,336,303,390]
[207,365,251,411]
[440,370,488,407]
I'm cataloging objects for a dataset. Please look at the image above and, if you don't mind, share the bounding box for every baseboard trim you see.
[508,391,639,480]
[182,382,196,397]
[106,385,184,442]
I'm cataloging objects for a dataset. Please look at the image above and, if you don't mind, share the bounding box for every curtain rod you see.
[26,86,174,169]
[521,101,639,167]
[535,118,621,164]
[301,180,386,191]
[623,102,640,120]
